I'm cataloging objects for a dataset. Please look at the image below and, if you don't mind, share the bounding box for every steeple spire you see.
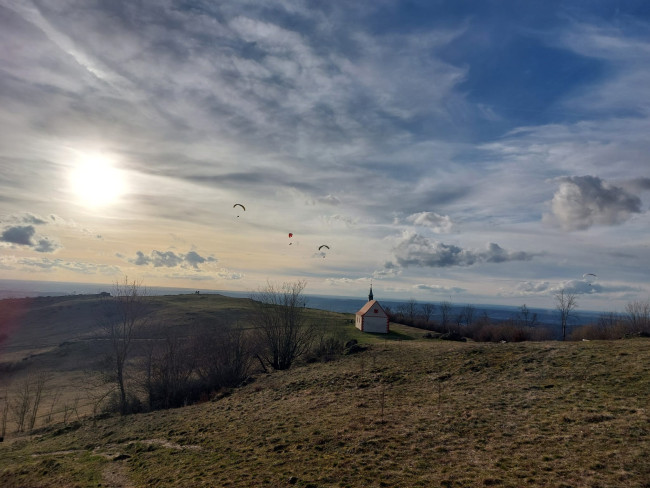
[368,283,373,301]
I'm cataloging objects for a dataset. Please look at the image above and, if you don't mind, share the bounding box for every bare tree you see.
[401,299,419,323]
[555,289,578,341]
[454,308,465,329]
[100,277,149,414]
[439,301,452,332]
[463,304,476,328]
[27,372,48,431]
[518,304,538,329]
[11,377,32,433]
[44,390,60,425]
[1,388,9,440]
[251,280,313,370]
[420,303,435,324]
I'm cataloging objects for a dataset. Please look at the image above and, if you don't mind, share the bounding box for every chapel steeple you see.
[368,283,373,301]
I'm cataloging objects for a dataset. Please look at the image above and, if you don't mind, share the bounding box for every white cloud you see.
[387,232,535,268]
[405,211,455,233]
[544,175,643,231]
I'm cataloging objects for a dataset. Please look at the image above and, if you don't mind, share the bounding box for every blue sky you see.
[1,0,649,311]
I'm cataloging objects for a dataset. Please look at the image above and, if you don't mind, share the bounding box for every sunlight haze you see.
[1,1,649,311]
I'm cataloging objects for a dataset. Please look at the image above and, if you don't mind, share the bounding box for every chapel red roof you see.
[356,299,386,316]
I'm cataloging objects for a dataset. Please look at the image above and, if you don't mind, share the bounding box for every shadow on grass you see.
[364,330,416,341]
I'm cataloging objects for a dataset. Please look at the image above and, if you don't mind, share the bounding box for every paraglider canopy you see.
[318,244,330,258]
[233,203,245,217]
[582,273,597,286]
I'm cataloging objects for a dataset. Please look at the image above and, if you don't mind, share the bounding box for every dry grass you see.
[0,293,356,423]
[2,338,649,487]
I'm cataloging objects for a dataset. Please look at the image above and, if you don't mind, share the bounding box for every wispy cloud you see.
[4,256,121,275]
[413,283,465,294]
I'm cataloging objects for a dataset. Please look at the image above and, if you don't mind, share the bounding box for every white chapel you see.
[355,285,389,334]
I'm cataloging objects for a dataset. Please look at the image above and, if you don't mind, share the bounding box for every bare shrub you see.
[307,334,345,363]
[472,322,531,342]
[102,391,142,416]
[570,312,629,340]
[144,329,196,410]
[528,326,555,341]
[625,300,650,336]
[194,326,253,393]
[251,280,313,370]
[10,372,48,433]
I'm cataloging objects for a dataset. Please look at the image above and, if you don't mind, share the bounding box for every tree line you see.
[387,291,650,342]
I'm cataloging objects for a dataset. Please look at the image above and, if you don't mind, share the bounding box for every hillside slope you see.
[0,293,356,421]
[1,338,649,487]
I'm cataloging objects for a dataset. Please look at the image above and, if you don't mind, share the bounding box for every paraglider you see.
[582,273,597,286]
[233,203,245,217]
[318,244,330,258]
[288,232,293,245]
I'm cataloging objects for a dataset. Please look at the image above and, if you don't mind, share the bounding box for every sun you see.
[69,154,127,207]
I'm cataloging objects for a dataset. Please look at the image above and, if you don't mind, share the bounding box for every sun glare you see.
[70,154,126,207]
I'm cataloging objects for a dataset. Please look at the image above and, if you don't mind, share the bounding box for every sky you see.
[1,0,650,312]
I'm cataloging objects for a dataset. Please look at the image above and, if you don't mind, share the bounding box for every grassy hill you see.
[0,293,361,419]
[1,295,649,487]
